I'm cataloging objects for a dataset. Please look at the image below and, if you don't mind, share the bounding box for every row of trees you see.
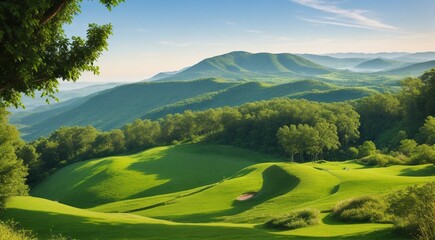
[20,98,361,185]
[277,122,340,162]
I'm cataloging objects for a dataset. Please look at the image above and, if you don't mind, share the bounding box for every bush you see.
[358,153,404,167]
[358,141,377,158]
[387,182,435,240]
[332,195,387,223]
[265,208,320,230]
[347,147,359,159]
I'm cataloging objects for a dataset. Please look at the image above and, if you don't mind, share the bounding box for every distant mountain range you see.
[323,52,435,61]
[147,51,435,82]
[11,51,435,141]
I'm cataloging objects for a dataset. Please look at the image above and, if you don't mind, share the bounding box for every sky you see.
[65,0,435,82]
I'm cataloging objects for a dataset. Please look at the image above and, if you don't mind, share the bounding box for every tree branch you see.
[40,0,69,25]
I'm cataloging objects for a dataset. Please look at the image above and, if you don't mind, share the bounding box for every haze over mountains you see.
[148,51,435,81]
[10,51,435,141]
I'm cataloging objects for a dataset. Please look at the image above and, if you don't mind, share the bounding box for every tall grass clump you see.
[0,221,34,240]
[332,195,387,223]
[265,208,320,230]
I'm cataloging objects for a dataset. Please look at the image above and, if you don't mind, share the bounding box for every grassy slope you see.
[5,145,434,239]
[31,144,277,208]
[2,196,405,240]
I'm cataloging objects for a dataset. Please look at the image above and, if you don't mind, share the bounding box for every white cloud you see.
[244,29,264,34]
[291,0,398,31]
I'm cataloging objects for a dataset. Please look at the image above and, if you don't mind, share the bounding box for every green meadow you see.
[2,144,433,239]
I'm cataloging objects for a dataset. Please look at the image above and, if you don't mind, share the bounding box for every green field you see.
[2,144,434,239]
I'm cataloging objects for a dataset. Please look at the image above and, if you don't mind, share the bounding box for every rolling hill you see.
[3,144,433,239]
[383,59,435,76]
[153,51,332,82]
[144,81,374,120]
[15,79,376,141]
[353,58,405,72]
[16,79,236,140]
[8,83,121,113]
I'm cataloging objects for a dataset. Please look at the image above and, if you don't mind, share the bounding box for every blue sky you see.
[66,0,435,82]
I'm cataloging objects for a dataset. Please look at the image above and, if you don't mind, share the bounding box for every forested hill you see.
[153,51,332,82]
[13,79,375,141]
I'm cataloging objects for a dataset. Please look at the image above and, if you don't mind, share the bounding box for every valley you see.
[1,1,435,239]
[2,144,432,239]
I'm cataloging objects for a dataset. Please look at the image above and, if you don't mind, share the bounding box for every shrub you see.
[358,153,404,167]
[409,144,435,164]
[387,182,435,240]
[0,221,34,240]
[332,195,387,223]
[265,208,320,230]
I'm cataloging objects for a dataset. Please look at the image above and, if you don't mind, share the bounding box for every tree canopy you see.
[0,0,124,107]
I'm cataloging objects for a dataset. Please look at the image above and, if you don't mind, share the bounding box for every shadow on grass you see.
[30,159,118,208]
[2,207,408,240]
[148,165,300,223]
[398,164,435,176]
[127,144,267,199]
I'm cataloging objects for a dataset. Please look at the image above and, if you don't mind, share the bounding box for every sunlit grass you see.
[4,144,434,239]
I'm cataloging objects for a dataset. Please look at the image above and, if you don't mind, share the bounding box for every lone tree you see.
[0,0,124,107]
[0,108,28,210]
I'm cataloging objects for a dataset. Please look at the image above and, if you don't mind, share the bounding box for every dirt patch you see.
[236,192,256,201]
